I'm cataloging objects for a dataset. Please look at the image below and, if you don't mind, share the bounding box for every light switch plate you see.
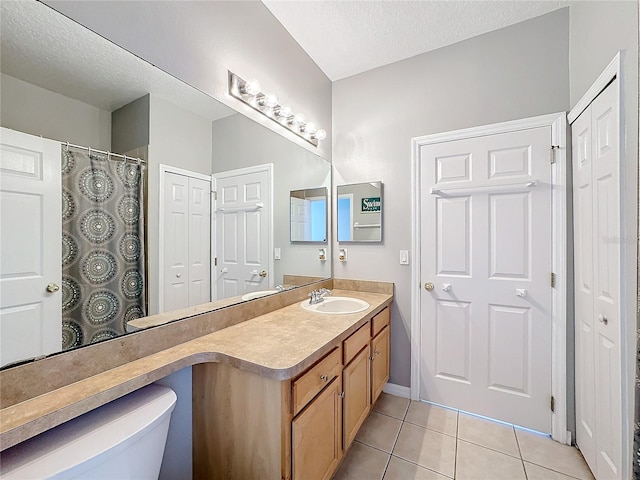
[400,250,409,265]
[274,248,281,260]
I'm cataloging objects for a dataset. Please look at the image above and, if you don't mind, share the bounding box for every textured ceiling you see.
[262,0,569,81]
[0,1,233,119]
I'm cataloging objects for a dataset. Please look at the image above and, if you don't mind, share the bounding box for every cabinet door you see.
[371,326,390,404]
[343,347,370,449]
[292,378,342,480]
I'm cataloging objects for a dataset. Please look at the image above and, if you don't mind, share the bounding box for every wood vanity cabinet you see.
[370,307,390,404]
[192,305,391,480]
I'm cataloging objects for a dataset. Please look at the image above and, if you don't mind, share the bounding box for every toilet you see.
[0,384,177,479]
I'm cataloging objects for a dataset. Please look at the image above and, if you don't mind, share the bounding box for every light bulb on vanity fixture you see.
[228,71,326,147]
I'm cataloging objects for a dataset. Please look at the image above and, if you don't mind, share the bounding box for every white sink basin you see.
[300,296,370,315]
[241,290,279,301]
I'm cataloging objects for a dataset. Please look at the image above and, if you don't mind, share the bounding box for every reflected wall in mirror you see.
[290,187,328,242]
[0,1,331,368]
[337,182,383,243]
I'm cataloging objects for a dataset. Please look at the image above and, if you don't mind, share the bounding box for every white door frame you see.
[569,52,631,480]
[158,164,212,313]
[410,112,568,443]
[211,163,274,301]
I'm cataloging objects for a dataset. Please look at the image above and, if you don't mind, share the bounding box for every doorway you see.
[410,113,568,442]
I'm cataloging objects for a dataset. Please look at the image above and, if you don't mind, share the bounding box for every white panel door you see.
[0,128,61,366]
[420,126,552,433]
[573,79,621,480]
[214,167,271,299]
[188,177,210,306]
[162,172,189,312]
[572,107,597,470]
[290,196,311,241]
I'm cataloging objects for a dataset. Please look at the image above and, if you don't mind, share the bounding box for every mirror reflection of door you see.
[290,187,328,242]
[337,194,353,242]
[213,165,273,300]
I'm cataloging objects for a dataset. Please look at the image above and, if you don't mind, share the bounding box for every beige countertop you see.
[0,286,392,450]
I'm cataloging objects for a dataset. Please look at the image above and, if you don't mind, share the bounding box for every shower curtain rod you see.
[64,142,147,165]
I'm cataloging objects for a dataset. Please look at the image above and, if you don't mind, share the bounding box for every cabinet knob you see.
[374,350,380,355]
[369,356,375,361]
[338,391,345,398]
[320,374,328,382]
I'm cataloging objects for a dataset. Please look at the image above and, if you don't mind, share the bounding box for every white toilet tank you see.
[0,383,177,479]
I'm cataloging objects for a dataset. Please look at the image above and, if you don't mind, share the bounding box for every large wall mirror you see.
[0,1,331,368]
[337,182,383,242]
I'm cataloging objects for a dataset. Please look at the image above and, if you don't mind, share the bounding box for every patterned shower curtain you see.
[61,147,146,350]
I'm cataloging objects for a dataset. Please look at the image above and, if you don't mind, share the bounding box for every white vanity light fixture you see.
[228,71,325,147]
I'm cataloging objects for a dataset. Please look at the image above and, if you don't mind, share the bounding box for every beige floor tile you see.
[355,412,403,453]
[373,393,410,420]
[383,456,451,480]
[515,429,594,479]
[392,422,456,478]
[456,440,526,480]
[525,462,589,480]
[457,413,519,458]
[404,401,458,436]
[333,442,390,480]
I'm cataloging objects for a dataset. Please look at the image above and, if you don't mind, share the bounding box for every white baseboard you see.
[383,383,411,398]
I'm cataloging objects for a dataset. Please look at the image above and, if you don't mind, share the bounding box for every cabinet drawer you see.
[293,347,341,416]
[371,307,390,337]
[343,322,370,365]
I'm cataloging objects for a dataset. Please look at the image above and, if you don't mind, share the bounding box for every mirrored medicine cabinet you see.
[336,181,383,243]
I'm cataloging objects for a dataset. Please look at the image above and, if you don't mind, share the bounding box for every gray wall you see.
[569,0,638,469]
[148,95,214,315]
[211,113,332,285]
[44,0,332,161]
[0,73,111,149]
[111,95,150,154]
[332,9,571,389]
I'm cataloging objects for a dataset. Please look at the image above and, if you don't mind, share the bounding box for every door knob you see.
[598,314,608,325]
[46,283,60,293]
[442,283,452,292]
[176,273,181,278]
[516,289,528,298]
[259,270,267,278]
[424,282,434,291]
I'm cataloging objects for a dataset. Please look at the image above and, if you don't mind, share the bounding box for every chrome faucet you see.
[275,284,285,292]
[308,288,332,305]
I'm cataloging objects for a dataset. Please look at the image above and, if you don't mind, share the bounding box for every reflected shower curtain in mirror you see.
[61,147,146,350]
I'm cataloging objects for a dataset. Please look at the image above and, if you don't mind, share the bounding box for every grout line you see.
[354,439,394,456]
[371,409,408,422]
[522,460,589,480]
[514,426,529,480]
[380,451,392,480]
[390,453,455,479]
[454,411,459,479]
[402,418,458,438]
[453,437,522,460]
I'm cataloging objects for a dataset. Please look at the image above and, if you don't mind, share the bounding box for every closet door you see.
[162,171,211,312]
[163,172,189,312]
[187,177,211,306]
[573,78,621,480]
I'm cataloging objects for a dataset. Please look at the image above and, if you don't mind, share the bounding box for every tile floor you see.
[333,393,594,480]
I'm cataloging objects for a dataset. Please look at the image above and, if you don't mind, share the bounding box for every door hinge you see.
[214,257,217,266]
[550,272,556,288]
[550,396,555,413]
[212,190,218,201]
[550,145,559,164]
